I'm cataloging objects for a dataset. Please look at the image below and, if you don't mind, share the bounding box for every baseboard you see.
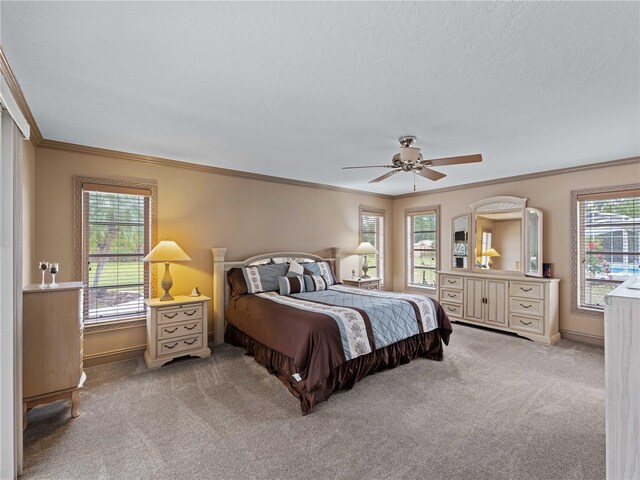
[560,329,604,347]
[83,345,146,367]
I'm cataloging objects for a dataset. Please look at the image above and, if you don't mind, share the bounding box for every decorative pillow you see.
[228,263,288,295]
[278,275,306,295]
[302,261,336,286]
[287,259,305,277]
[304,274,328,292]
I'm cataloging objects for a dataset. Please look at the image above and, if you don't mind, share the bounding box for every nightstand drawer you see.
[157,305,203,325]
[442,303,462,317]
[440,288,463,304]
[157,319,203,340]
[441,275,463,290]
[158,334,203,356]
[361,283,379,290]
[510,282,544,299]
[510,314,543,334]
[510,298,544,316]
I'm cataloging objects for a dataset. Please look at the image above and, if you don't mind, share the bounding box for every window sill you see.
[405,285,437,295]
[571,305,604,317]
[84,316,146,334]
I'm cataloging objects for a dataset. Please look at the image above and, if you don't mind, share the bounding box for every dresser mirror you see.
[468,196,543,277]
[451,214,470,270]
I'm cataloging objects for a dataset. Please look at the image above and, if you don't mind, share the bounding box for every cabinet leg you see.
[71,390,80,418]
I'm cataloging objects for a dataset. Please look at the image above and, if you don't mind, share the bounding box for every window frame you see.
[74,176,157,326]
[405,205,440,293]
[571,183,640,315]
[359,206,385,286]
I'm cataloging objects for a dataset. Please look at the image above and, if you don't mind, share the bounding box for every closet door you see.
[486,279,508,325]
[464,277,485,323]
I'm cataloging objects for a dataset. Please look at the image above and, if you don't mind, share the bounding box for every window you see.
[406,206,440,290]
[359,207,385,284]
[573,185,640,312]
[75,177,157,324]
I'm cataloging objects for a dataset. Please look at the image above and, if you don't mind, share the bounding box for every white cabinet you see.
[604,277,639,480]
[144,295,211,369]
[437,271,560,344]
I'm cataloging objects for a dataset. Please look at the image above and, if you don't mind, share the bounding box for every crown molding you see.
[0,46,43,146]
[38,139,393,199]
[392,156,640,199]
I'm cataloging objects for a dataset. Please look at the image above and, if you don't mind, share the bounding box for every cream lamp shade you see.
[143,240,192,301]
[481,248,501,268]
[354,242,379,278]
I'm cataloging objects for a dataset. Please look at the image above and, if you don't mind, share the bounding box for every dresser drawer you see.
[442,303,463,317]
[157,304,203,325]
[440,288,463,304]
[157,318,203,340]
[158,335,203,356]
[441,275,463,290]
[510,298,544,316]
[510,282,544,300]
[510,314,543,334]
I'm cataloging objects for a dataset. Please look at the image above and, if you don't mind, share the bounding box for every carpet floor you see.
[22,324,605,480]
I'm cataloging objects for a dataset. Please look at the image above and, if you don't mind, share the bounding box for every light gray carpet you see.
[23,324,605,480]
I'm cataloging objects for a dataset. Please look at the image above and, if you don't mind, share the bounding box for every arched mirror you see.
[451,214,470,270]
[469,196,543,277]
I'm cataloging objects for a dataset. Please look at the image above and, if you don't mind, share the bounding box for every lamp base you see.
[160,262,174,301]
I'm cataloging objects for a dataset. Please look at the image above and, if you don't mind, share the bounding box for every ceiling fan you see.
[343,136,482,188]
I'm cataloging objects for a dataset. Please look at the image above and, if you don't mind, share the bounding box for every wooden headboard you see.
[210,248,342,344]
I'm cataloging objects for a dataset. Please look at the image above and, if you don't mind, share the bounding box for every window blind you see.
[360,209,385,283]
[82,185,152,323]
[577,188,640,309]
[406,208,438,288]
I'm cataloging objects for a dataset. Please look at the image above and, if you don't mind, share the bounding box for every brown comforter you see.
[226,291,452,414]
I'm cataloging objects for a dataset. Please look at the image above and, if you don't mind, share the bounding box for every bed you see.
[211,249,452,414]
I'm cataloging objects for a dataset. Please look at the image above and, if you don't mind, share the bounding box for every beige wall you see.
[34,147,393,362]
[21,140,35,287]
[393,161,640,344]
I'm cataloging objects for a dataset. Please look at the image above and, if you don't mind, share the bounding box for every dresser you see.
[604,277,639,480]
[144,295,211,369]
[23,282,85,424]
[342,277,380,290]
[436,271,560,344]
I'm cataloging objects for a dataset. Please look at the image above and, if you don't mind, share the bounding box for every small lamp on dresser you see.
[143,240,191,301]
[354,241,379,278]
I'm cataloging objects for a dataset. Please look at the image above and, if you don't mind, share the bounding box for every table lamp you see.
[354,241,379,278]
[143,240,192,301]
[481,248,501,268]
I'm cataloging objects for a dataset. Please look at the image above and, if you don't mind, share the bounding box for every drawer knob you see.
[520,303,532,309]
[447,306,456,312]
[185,324,196,330]
[520,287,532,292]
[447,279,456,284]
[520,320,533,326]
[164,313,178,319]
[164,327,178,333]
[164,342,178,349]
[184,339,197,345]
[447,293,456,298]
[184,310,197,316]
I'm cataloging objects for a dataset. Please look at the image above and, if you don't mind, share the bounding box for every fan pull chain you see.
[413,170,416,191]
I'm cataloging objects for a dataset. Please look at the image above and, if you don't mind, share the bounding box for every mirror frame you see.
[451,214,470,270]
[470,196,527,275]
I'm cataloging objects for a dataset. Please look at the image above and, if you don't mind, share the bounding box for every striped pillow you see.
[304,274,328,292]
[302,261,336,286]
[278,276,306,296]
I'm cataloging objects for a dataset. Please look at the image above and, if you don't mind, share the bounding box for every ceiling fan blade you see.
[417,167,447,181]
[423,154,483,167]
[369,169,401,183]
[342,165,395,169]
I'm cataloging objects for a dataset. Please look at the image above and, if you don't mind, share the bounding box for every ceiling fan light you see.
[400,146,420,164]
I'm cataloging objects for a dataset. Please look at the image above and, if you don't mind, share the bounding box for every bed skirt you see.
[225,324,448,415]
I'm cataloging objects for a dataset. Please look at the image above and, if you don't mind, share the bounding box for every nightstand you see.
[342,277,381,290]
[144,295,211,369]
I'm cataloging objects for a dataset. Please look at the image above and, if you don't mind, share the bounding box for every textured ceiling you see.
[2,1,639,195]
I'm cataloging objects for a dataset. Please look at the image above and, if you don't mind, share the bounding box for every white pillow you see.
[287,259,305,276]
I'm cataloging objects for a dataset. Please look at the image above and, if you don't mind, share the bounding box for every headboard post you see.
[330,246,342,279]
[211,248,227,345]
